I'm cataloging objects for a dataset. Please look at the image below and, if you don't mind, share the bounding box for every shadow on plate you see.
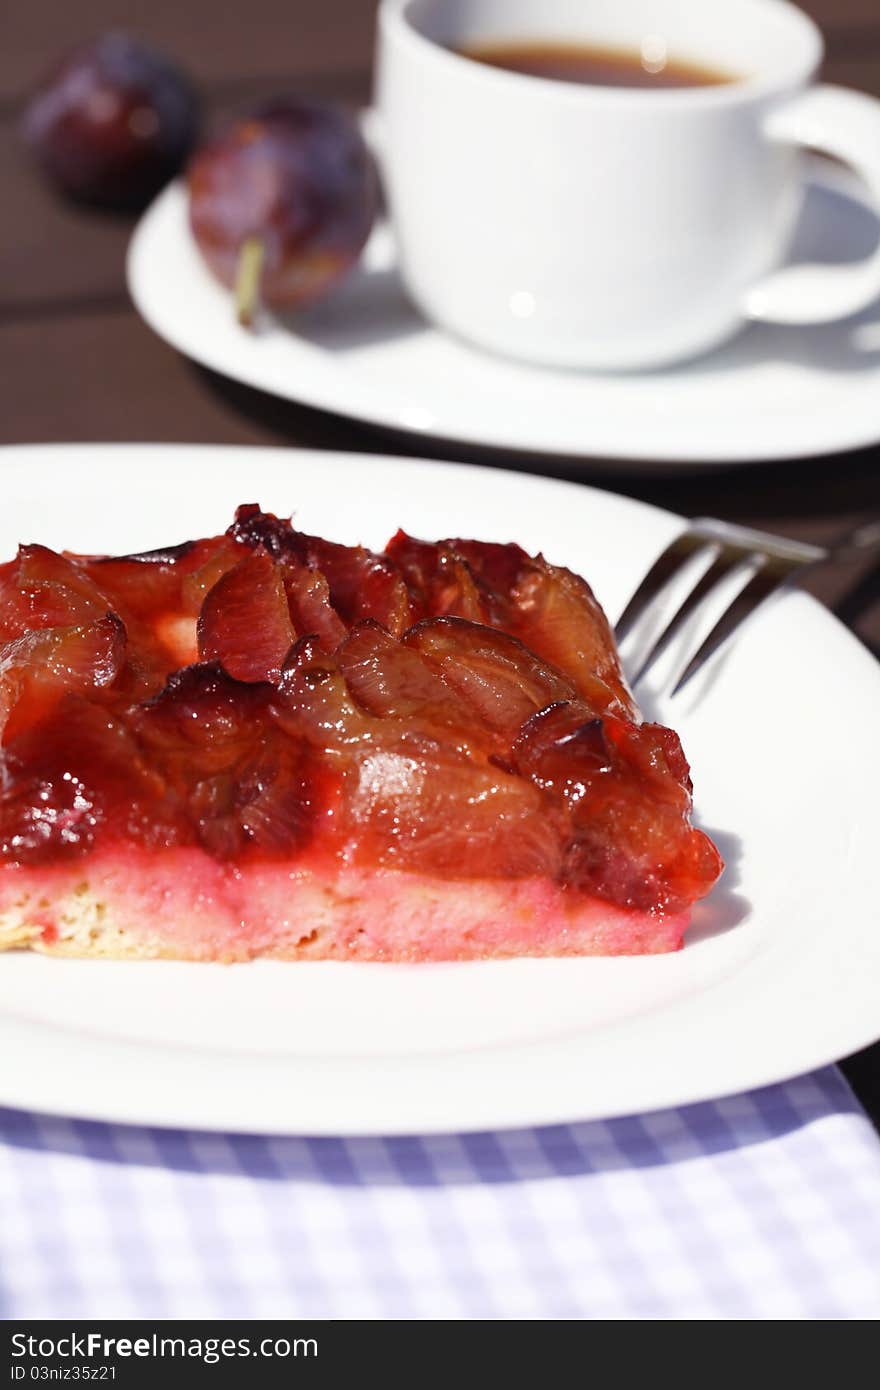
[273,264,423,351]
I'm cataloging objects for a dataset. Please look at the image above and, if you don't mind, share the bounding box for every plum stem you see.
[235,236,265,327]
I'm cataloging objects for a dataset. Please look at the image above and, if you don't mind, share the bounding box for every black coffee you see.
[457,39,735,89]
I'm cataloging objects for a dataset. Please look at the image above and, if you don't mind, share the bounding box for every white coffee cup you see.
[376,0,880,370]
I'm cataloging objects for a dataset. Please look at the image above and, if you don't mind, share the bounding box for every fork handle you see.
[827,520,880,565]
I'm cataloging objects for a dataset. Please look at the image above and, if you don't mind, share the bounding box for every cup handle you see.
[745,84,880,324]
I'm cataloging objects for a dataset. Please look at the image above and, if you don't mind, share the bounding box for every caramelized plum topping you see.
[134,664,324,859]
[0,576,101,643]
[0,697,180,861]
[509,559,637,718]
[513,703,722,912]
[296,535,412,636]
[387,531,510,624]
[274,630,559,877]
[337,621,476,732]
[230,504,412,635]
[198,553,294,683]
[226,503,293,555]
[84,549,189,618]
[134,663,273,774]
[0,612,126,743]
[179,535,243,613]
[447,542,636,717]
[384,533,494,623]
[0,507,721,917]
[0,544,113,642]
[435,537,532,598]
[281,559,347,651]
[387,532,635,718]
[274,636,374,750]
[102,541,197,565]
[347,741,562,879]
[404,616,576,738]
[186,742,320,860]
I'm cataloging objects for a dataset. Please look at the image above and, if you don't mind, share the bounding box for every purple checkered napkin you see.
[1,1067,878,1318]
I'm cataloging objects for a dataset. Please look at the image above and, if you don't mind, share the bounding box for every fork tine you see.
[615,531,712,642]
[669,555,800,697]
[630,545,752,687]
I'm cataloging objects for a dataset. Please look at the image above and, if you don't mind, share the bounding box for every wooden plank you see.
[4,0,380,106]
[0,122,132,313]
[6,0,880,107]
[0,307,382,449]
[799,0,880,38]
[823,52,880,93]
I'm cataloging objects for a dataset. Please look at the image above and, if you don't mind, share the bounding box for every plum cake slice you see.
[0,505,721,961]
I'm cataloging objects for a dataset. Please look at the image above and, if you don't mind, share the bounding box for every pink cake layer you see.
[0,847,687,961]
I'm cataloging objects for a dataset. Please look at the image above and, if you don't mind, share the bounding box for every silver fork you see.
[616,517,880,697]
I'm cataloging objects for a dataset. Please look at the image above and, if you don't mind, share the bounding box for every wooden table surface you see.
[3,0,880,1123]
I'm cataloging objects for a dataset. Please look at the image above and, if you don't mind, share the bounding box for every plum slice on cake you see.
[0,506,722,961]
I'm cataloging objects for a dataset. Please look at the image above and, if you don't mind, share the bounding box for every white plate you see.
[0,444,878,1135]
[128,162,880,467]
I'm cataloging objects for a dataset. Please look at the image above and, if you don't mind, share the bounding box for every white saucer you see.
[128,161,880,467]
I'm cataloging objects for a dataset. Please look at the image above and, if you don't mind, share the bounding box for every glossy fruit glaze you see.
[0,506,722,917]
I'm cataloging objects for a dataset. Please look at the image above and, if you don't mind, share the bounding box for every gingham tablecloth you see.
[1,1067,879,1320]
